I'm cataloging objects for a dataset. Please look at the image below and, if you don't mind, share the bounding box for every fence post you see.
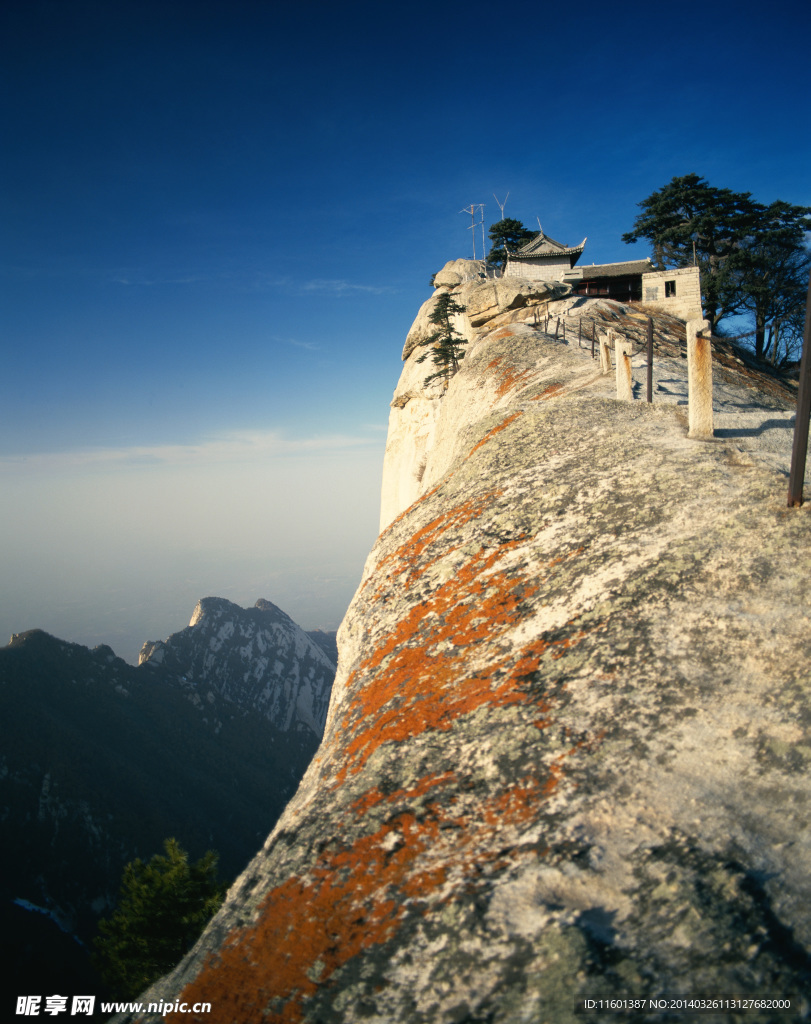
[686,318,713,439]
[646,317,653,403]
[788,270,811,506]
[591,322,596,359]
[599,333,612,374]
[615,338,633,400]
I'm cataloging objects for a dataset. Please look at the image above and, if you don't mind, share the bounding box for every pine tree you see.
[622,173,757,334]
[486,218,536,271]
[731,200,811,360]
[93,839,225,998]
[416,293,468,387]
[622,173,811,348]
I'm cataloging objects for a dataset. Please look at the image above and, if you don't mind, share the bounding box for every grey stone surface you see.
[115,298,810,1024]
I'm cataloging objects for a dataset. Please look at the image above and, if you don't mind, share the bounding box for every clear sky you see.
[2,0,809,663]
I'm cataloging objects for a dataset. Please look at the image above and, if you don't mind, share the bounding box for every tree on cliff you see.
[416,293,468,387]
[622,173,811,354]
[93,838,226,998]
[486,218,536,272]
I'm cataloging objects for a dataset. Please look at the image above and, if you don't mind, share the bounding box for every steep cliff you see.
[119,264,810,1024]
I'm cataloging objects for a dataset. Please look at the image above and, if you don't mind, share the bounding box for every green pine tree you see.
[416,293,468,387]
[93,838,226,998]
[622,173,811,349]
[486,218,536,271]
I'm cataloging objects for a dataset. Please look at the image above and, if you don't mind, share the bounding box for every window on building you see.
[665,280,677,298]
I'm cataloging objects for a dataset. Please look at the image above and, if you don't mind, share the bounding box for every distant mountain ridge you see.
[139,596,335,737]
[0,597,337,1010]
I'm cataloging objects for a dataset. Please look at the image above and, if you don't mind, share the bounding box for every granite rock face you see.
[139,597,335,738]
[118,286,810,1024]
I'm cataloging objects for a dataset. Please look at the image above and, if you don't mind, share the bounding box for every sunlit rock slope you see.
[120,263,810,1024]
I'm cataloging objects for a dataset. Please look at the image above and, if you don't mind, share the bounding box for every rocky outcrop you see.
[431,257,486,289]
[403,259,570,361]
[139,597,335,737]
[386,262,572,529]
[117,273,810,1023]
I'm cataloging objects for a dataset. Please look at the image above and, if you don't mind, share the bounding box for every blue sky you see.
[2,0,809,662]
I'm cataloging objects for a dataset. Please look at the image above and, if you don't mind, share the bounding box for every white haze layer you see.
[0,430,384,664]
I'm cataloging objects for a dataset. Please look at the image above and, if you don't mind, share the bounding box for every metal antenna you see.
[460,205,476,259]
[536,217,543,235]
[493,193,509,220]
[461,204,485,261]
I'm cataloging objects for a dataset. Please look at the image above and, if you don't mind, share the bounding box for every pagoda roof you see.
[509,231,587,262]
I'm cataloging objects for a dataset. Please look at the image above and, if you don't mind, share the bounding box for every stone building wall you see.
[642,265,702,319]
[503,254,572,281]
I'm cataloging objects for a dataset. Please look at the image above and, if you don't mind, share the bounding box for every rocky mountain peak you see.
[140,597,335,737]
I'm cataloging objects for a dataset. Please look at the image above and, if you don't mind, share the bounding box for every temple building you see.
[504,230,702,320]
[503,230,588,282]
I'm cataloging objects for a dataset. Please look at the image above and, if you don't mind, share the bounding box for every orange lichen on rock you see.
[467,411,524,457]
[334,536,543,784]
[484,355,537,401]
[350,770,456,817]
[167,770,565,1024]
[530,382,565,401]
[367,491,499,599]
[488,327,520,341]
[165,813,429,1023]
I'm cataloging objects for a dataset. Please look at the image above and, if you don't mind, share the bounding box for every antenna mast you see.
[460,203,486,261]
[493,192,509,220]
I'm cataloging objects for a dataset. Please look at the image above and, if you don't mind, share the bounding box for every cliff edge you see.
[118,263,810,1024]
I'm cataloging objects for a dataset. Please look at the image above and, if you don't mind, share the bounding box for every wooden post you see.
[591,323,596,359]
[788,271,811,506]
[686,318,713,439]
[646,317,653,403]
[615,338,633,401]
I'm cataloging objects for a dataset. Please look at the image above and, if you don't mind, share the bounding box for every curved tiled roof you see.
[509,231,587,260]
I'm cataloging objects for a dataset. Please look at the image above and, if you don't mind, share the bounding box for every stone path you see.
[540,300,810,492]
